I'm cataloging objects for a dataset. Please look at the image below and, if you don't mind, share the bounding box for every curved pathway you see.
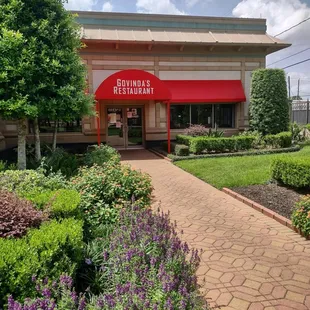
[121,150,310,310]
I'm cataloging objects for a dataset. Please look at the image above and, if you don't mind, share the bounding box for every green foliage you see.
[238,130,266,149]
[292,196,310,238]
[290,122,305,142]
[184,124,224,137]
[71,162,152,235]
[0,0,94,123]
[249,69,290,135]
[188,136,255,154]
[264,132,292,148]
[271,157,310,188]
[0,160,17,172]
[0,169,68,194]
[162,141,177,153]
[0,161,6,172]
[84,144,120,167]
[305,124,310,131]
[41,148,80,178]
[0,218,84,306]
[175,144,190,156]
[25,189,81,219]
[176,134,194,146]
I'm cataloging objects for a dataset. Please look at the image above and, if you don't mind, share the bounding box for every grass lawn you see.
[175,146,310,189]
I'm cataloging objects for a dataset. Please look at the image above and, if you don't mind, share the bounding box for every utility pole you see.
[297,78,300,99]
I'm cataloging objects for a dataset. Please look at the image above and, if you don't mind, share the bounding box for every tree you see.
[291,95,303,100]
[249,69,290,135]
[0,0,94,169]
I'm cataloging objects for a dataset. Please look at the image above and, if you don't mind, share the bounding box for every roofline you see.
[71,10,267,25]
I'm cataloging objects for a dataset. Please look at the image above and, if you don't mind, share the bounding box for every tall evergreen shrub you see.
[249,69,289,135]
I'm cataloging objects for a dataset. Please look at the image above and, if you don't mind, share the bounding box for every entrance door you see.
[126,107,143,148]
[107,107,143,149]
[107,108,125,147]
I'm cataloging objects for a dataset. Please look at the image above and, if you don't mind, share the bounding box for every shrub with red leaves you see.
[0,191,46,238]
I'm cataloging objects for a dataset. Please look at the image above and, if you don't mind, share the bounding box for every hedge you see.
[188,136,255,154]
[264,131,292,148]
[23,189,81,219]
[249,69,290,134]
[176,135,194,146]
[170,145,300,162]
[175,144,190,156]
[271,157,310,188]
[0,218,84,306]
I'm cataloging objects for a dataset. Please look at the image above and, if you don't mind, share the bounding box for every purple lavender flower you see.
[85,258,92,265]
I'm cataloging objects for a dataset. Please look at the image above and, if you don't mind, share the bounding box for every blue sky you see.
[66,0,310,98]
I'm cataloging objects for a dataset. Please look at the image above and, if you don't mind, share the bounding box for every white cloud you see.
[102,1,113,12]
[232,0,310,39]
[185,0,200,7]
[65,0,95,11]
[136,0,185,15]
[233,0,310,98]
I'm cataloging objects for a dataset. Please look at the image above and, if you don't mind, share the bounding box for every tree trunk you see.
[34,118,41,162]
[17,119,27,170]
[52,120,58,151]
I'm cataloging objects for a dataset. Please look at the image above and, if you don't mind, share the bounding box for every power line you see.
[268,47,310,66]
[281,58,310,69]
[274,16,310,37]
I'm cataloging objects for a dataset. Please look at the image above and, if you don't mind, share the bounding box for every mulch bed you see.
[232,184,309,220]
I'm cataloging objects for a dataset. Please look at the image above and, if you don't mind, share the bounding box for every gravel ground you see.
[232,184,308,219]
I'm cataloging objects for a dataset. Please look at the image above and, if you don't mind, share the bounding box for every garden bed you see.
[154,145,300,162]
[232,184,307,219]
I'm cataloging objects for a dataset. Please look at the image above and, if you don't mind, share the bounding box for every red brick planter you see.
[222,188,294,230]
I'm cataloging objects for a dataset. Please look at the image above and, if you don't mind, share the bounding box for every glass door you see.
[126,108,143,147]
[107,108,125,148]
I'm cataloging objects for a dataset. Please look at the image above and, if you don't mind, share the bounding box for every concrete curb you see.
[222,188,294,230]
[148,149,172,162]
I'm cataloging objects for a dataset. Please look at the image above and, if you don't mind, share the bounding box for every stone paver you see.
[121,150,310,310]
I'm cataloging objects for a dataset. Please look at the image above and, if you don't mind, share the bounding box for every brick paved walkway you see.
[121,150,310,310]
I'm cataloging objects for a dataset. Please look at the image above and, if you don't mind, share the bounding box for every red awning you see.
[164,80,246,103]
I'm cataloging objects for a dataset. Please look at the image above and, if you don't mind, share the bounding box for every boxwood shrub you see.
[188,136,255,154]
[162,141,177,153]
[176,134,194,146]
[271,157,310,188]
[0,218,84,306]
[175,144,190,156]
[264,131,292,148]
[24,189,81,219]
[292,195,310,238]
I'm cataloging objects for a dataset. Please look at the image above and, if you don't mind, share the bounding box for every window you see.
[214,104,235,128]
[191,105,212,127]
[170,104,235,129]
[29,119,82,133]
[170,105,190,129]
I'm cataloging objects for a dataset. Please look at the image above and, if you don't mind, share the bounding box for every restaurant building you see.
[0,11,290,151]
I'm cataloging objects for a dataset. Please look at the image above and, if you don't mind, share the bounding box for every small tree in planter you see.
[249,69,289,135]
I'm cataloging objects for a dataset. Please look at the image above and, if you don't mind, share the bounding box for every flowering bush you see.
[0,191,47,238]
[80,206,208,309]
[184,125,224,138]
[8,275,86,310]
[9,207,208,309]
[71,162,152,234]
[84,144,120,167]
[292,195,310,238]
